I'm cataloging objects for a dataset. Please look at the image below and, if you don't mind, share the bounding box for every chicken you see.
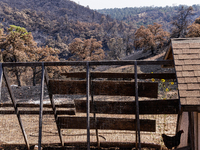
[162,130,184,149]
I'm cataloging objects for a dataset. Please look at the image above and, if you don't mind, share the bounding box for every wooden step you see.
[61,72,176,79]
[58,116,155,132]
[49,80,158,98]
[74,99,179,114]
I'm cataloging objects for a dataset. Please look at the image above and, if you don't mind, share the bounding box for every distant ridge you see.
[97,5,200,30]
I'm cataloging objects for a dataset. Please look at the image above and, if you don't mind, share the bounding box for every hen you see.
[162,130,184,149]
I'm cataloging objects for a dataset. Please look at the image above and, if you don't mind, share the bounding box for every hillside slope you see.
[97,5,200,31]
[0,0,136,59]
[0,0,104,23]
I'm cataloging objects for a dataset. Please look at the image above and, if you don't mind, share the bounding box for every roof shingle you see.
[171,38,200,105]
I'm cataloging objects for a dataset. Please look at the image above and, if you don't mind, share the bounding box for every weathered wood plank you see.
[0,99,179,115]
[61,72,176,79]
[175,146,191,150]
[0,142,162,149]
[75,99,179,114]
[49,80,158,98]
[0,110,75,115]
[58,117,155,132]
[178,112,189,148]
[0,103,75,108]
[198,113,200,150]
[182,105,200,112]
[193,112,198,150]
[64,142,162,149]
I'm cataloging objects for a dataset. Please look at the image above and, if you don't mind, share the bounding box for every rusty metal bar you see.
[1,60,174,67]
[86,62,90,150]
[90,76,100,149]
[0,63,3,102]
[134,61,141,150]
[44,68,65,148]
[3,68,30,150]
[38,63,45,150]
[89,60,174,66]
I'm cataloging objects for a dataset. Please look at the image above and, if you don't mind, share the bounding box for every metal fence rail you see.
[0,60,174,150]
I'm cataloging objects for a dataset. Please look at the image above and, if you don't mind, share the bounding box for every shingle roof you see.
[171,38,200,105]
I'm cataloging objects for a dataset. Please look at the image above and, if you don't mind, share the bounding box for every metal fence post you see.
[0,63,3,102]
[134,61,141,150]
[38,63,45,150]
[86,62,90,150]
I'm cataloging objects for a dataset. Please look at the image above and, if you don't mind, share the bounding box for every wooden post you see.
[3,68,30,150]
[193,112,198,150]
[188,112,194,150]
[38,63,45,150]
[198,113,200,150]
[86,62,90,150]
[134,61,141,150]
[44,68,64,148]
[178,112,189,148]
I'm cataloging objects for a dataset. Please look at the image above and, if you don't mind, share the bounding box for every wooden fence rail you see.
[0,60,177,150]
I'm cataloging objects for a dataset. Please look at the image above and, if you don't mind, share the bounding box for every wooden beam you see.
[198,113,200,150]
[0,99,179,115]
[74,99,179,114]
[175,146,191,150]
[182,105,200,112]
[193,112,198,150]
[0,103,75,108]
[64,142,162,149]
[49,80,158,98]
[58,117,156,132]
[0,142,162,149]
[0,110,75,115]
[188,112,194,150]
[61,72,176,79]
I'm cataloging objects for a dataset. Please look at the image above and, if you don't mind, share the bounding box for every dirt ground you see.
[0,113,177,150]
[0,93,178,150]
